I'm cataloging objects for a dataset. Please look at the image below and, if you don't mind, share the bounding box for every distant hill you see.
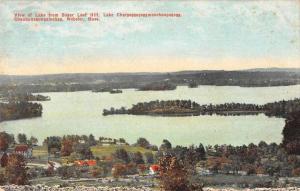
[245,67,300,73]
[1,68,300,90]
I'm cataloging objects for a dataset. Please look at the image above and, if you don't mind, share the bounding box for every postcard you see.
[0,0,300,190]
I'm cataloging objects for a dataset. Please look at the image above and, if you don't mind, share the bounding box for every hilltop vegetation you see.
[1,70,300,94]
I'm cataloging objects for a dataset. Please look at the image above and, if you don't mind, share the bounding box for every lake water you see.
[1,85,300,146]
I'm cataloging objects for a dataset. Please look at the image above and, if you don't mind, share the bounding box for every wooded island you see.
[103,98,300,118]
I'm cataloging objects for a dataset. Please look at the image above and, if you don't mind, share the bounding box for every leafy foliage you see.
[5,154,28,185]
[282,111,300,154]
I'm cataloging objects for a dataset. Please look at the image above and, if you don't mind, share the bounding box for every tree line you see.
[0,92,50,102]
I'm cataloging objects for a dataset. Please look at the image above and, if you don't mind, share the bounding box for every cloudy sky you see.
[0,0,299,75]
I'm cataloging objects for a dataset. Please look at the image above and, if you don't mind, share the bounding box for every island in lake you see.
[103,98,300,118]
[110,89,123,94]
[138,82,177,91]
[91,87,122,94]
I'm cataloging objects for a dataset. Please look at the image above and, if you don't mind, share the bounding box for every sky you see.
[0,0,299,75]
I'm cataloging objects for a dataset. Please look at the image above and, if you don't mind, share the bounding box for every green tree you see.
[0,132,9,151]
[145,152,154,164]
[28,136,38,146]
[136,137,150,148]
[73,143,93,159]
[7,134,15,146]
[45,136,62,155]
[88,134,97,146]
[17,134,27,144]
[282,111,300,154]
[132,152,144,164]
[196,144,206,160]
[114,148,130,163]
[160,139,172,151]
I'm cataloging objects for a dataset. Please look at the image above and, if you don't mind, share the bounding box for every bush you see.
[57,166,78,179]
[159,155,202,191]
[112,163,127,178]
[91,166,102,177]
[0,172,6,185]
[5,154,28,185]
[292,167,300,176]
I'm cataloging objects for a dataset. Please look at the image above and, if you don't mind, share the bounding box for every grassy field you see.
[0,167,5,174]
[32,145,48,159]
[33,145,155,159]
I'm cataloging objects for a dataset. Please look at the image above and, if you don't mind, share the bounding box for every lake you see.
[1,85,300,146]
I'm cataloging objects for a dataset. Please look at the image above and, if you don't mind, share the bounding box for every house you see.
[237,170,247,176]
[0,152,8,167]
[74,160,97,167]
[149,164,160,175]
[47,161,62,170]
[116,141,127,146]
[196,167,213,176]
[100,139,115,146]
[14,145,32,158]
[74,160,97,173]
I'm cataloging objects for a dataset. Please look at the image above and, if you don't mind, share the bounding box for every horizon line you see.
[1,67,300,77]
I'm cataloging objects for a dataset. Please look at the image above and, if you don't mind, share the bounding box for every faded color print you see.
[0,1,300,191]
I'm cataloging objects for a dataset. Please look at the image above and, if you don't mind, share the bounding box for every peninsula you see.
[103,98,300,118]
